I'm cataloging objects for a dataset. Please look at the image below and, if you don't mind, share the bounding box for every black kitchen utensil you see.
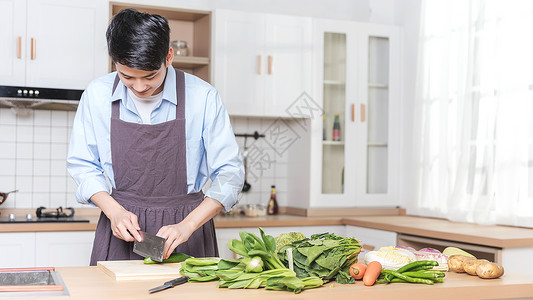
[242,136,251,192]
[0,190,18,205]
[36,206,75,218]
[148,276,189,293]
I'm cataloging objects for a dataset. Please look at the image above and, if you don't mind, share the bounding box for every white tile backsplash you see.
[0,159,16,176]
[0,125,17,142]
[17,143,34,160]
[34,110,51,126]
[14,192,32,208]
[1,108,296,210]
[0,108,17,125]
[33,176,50,193]
[50,127,68,143]
[16,160,33,176]
[50,176,66,193]
[34,127,51,143]
[16,126,33,142]
[33,160,50,176]
[0,142,16,159]
[0,176,16,192]
[51,111,68,127]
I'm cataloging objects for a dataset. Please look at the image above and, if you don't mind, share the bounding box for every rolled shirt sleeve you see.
[67,85,111,205]
[202,89,244,212]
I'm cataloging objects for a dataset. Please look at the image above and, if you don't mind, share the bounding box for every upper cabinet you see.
[111,4,212,83]
[288,19,402,208]
[0,0,108,89]
[213,9,312,117]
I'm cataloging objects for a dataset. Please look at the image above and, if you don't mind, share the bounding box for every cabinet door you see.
[0,0,26,86]
[35,231,95,267]
[310,19,358,207]
[263,15,312,117]
[25,0,108,89]
[0,232,36,267]
[354,24,401,206]
[213,10,265,117]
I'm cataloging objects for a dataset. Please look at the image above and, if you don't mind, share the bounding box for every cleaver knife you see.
[133,231,165,262]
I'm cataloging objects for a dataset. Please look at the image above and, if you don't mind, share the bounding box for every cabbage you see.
[364,246,416,270]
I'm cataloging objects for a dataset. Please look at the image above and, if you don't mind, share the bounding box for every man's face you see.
[115,48,174,98]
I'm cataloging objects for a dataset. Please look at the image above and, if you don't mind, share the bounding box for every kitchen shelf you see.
[368,142,388,147]
[172,56,210,69]
[368,83,388,88]
[322,140,345,146]
[323,80,345,86]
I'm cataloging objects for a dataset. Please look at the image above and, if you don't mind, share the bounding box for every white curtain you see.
[410,0,533,227]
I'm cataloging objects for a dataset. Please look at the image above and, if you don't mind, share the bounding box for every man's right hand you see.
[108,208,142,242]
[90,191,142,242]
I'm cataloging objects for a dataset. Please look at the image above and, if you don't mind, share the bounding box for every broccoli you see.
[274,232,306,252]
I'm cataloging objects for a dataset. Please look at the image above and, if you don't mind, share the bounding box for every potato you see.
[464,259,489,275]
[476,262,504,279]
[448,255,475,273]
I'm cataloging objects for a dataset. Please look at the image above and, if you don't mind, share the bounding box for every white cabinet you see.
[35,231,95,267]
[213,9,312,117]
[288,19,402,208]
[0,232,36,267]
[0,231,94,267]
[0,0,108,89]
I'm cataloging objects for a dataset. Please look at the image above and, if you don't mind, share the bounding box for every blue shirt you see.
[67,66,244,212]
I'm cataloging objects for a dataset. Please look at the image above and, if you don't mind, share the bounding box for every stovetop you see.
[0,217,90,223]
[0,206,90,223]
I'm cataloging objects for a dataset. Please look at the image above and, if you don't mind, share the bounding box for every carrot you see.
[363,261,382,286]
[349,263,367,280]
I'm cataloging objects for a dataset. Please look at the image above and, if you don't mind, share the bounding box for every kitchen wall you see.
[0,108,79,209]
[0,0,407,210]
[0,107,297,210]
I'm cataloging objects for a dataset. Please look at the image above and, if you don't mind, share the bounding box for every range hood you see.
[0,85,83,111]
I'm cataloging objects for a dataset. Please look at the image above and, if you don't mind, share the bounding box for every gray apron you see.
[89,69,218,266]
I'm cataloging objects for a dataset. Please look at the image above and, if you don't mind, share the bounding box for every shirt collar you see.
[110,65,178,106]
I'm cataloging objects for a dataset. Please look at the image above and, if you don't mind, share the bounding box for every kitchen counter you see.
[2,208,533,249]
[13,266,533,300]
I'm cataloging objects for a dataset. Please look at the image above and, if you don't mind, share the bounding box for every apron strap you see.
[111,75,121,119]
[174,69,185,119]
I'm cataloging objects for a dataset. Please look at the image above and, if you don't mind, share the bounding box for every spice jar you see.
[171,40,188,56]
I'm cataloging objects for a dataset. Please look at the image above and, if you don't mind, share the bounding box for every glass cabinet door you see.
[321,32,346,194]
[366,36,390,194]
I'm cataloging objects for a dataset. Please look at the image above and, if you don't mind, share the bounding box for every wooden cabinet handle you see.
[267,55,273,75]
[351,104,355,122]
[17,36,22,59]
[257,55,261,75]
[361,103,366,122]
[31,38,36,60]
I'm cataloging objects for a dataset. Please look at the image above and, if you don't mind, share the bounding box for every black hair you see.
[106,8,170,71]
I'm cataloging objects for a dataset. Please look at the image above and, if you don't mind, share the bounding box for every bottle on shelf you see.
[267,185,279,215]
[332,114,341,141]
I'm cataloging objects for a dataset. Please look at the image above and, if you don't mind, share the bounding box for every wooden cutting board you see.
[97,260,182,281]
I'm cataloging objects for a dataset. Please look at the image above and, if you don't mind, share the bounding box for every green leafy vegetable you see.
[277,232,361,283]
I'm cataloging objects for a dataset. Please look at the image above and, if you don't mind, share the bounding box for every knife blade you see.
[148,276,189,293]
[133,231,165,262]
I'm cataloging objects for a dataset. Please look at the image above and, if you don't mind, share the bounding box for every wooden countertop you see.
[2,210,533,249]
[16,266,533,300]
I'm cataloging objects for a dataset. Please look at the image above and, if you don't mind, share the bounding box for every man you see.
[67,9,243,265]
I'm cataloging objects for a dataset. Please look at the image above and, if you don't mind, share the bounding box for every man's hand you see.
[157,197,223,259]
[90,191,142,242]
[108,208,142,242]
[157,222,195,259]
